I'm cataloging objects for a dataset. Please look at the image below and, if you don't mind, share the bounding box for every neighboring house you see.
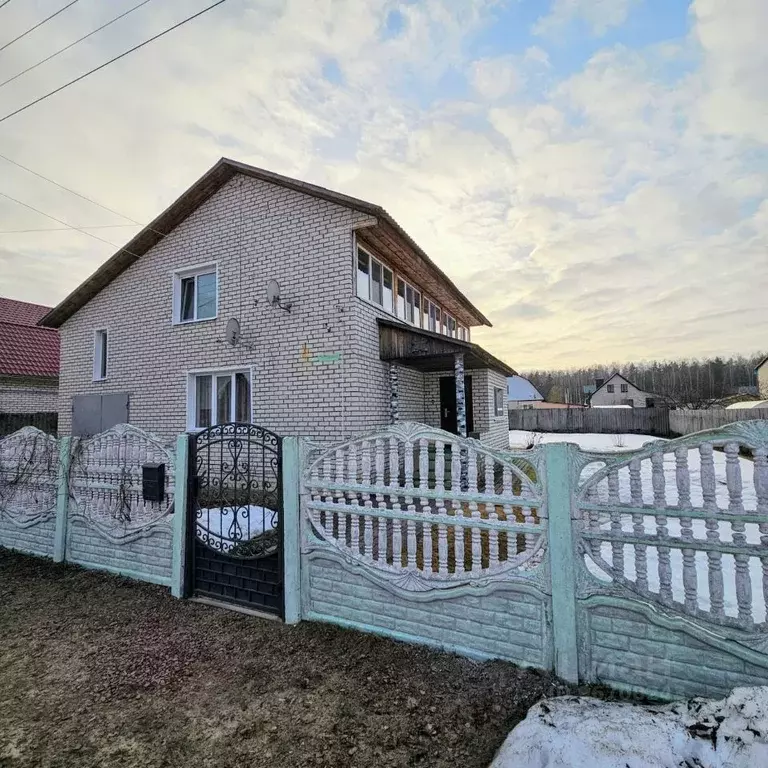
[507,375,544,409]
[588,372,658,408]
[0,298,59,413]
[757,356,768,399]
[40,158,515,448]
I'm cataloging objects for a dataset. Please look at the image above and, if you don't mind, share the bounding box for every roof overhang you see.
[378,318,516,377]
[39,158,490,329]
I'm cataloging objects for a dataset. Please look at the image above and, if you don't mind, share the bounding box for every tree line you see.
[524,353,766,408]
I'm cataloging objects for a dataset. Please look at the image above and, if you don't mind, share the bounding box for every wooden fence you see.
[0,412,58,438]
[670,408,768,436]
[508,407,671,436]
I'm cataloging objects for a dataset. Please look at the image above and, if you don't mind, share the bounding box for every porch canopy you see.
[377,318,516,377]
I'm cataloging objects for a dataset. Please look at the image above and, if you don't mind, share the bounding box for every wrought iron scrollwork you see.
[193,422,282,559]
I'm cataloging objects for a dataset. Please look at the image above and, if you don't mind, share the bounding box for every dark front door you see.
[439,375,474,434]
[187,423,283,616]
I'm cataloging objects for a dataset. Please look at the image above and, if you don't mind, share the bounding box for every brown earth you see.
[0,549,602,768]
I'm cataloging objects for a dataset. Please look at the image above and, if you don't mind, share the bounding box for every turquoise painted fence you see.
[0,424,185,594]
[299,421,768,701]
[5,419,768,702]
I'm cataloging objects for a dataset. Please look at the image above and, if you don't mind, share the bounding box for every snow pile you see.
[490,687,768,768]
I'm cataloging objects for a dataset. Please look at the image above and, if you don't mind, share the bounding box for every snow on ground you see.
[197,505,277,542]
[510,431,763,622]
[490,687,768,768]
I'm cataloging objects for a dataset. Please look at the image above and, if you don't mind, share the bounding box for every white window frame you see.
[186,367,251,430]
[494,387,505,417]
[353,242,471,337]
[92,329,108,381]
[172,262,218,324]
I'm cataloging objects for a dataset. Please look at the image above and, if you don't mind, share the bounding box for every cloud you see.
[469,56,521,100]
[533,0,639,37]
[0,0,765,372]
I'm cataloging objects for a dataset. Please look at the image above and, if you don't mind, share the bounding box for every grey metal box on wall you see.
[72,393,129,436]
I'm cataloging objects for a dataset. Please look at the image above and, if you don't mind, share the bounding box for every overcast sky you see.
[0,0,765,369]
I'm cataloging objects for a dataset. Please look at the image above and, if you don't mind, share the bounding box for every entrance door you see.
[439,375,474,434]
[187,423,283,616]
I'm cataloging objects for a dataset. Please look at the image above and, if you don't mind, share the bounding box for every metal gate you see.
[187,423,283,616]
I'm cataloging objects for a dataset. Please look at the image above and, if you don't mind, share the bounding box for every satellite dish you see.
[266,279,292,312]
[266,279,281,306]
[225,317,241,347]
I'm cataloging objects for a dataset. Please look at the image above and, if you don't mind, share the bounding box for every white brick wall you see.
[58,175,379,443]
[0,376,58,413]
[57,172,506,446]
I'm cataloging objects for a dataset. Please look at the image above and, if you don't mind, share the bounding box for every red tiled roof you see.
[0,322,59,377]
[0,297,52,327]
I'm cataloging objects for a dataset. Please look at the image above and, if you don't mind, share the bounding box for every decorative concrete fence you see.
[299,421,768,701]
[0,424,184,592]
[4,420,768,702]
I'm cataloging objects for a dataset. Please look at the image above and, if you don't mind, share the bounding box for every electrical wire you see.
[0,224,138,234]
[0,1,14,11]
[0,152,171,240]
[0,0,155,90]
[0,0,230,123]
[0,0,81,55]
[0,189,146,258]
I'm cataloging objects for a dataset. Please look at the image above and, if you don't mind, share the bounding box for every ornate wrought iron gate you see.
[186,423,283,616]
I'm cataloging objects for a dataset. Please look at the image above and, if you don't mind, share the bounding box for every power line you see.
[0,189,145,256]
[0,0,155,90]
[0,1,14,11]
[0,224,138,234]
[0,0,81,55]
[0,152,171,240]
[0,0,230,124]
[0,151,142,224]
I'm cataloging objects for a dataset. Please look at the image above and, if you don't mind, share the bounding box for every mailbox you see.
[142,463,165,503]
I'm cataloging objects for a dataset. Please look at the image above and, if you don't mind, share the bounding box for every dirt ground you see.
[1,550,577,768]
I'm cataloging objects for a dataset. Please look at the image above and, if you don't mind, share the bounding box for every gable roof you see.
[507,375,543,401]
[39,158,491,329]
[756,355,768,372]
[0,297,51,326]
[592,372,640,396]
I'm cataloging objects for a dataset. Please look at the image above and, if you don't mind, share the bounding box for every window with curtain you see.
[190,370,251,429]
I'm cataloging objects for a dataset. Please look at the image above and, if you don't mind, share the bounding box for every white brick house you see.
[589,372,657,408]
[40,159,514,447]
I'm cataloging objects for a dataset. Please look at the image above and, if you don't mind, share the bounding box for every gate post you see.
[53,436,72,563]
[543,442,579,683]
[282,436,301,625]
[171,433,190,598]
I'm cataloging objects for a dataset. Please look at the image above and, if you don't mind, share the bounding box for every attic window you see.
[173,264,217,323]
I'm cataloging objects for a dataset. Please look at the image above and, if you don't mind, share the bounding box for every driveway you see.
[0,550,575,768]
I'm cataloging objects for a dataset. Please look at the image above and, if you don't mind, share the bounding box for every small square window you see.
[620,383,628,393]
[174,265,217,323]
[190,370,251,430]
[606,384,615,393]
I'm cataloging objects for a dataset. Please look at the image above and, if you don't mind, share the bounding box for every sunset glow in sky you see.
[0,0,766,369]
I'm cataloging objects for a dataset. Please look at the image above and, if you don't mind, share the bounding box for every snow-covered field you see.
[509,431,763,622]
[491,687,768,768]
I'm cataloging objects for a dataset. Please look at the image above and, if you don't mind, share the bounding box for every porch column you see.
[454,353,466,437]
[389,363,399,424]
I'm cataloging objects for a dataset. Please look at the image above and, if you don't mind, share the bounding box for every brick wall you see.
[57,175,378,444]
[397,366,426,422]
[0,376,58,413]
[306,554,551,668]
